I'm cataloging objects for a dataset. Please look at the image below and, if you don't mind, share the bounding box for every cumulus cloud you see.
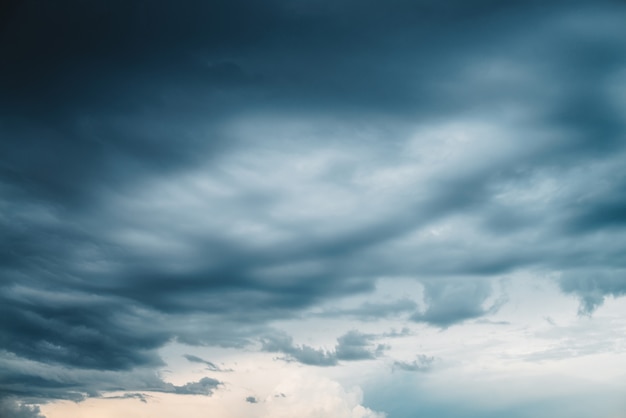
[0,349,221,403]
[259,375,386,418]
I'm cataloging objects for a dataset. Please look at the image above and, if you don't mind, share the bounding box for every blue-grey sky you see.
[1,1,625,417]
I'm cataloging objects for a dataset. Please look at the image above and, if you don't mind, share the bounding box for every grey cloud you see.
[259,332,296,354]
[0,350,221,403]
[245,396,258,404]
[316,299,418,320]
[411,279,507,328]
[0,398,45,418]
[183,354,230,372]
[335,330,386,361]
[1,0,625,406]
[560,177,626,235]
[0,290,168,371]
[261,332,337,367]
[393,355,436,372]
[558,269,626,315]
[382,328,413,338]
[261,330,387,366]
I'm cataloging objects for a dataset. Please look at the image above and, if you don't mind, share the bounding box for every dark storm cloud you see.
[0,350,221,402]
[1,0,625,407]
[0,290,168,370]
[102,393,150,403]
[561,178,626,234]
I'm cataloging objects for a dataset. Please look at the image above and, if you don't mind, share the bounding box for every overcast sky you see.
[1,1,626,417]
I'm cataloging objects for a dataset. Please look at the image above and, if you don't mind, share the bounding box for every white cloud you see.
[260,374,385,418]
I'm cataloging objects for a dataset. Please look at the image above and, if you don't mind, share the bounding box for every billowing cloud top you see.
[1,0,625,414]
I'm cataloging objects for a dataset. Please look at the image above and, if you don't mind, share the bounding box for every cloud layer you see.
[1,0,625,414]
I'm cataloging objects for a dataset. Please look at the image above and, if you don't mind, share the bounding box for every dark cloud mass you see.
[0,348,221,403]
[1,0,625,410]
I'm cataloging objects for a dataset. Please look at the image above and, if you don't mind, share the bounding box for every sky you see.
[1,0,626,417]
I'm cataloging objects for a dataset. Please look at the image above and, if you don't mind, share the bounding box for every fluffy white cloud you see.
[259,374,385,418]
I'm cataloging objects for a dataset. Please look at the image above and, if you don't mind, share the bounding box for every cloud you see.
[245,396,258,404]
[393,355,436,372]
[261,330,388,366]
[0,349,221,403]
[183,354,230,372]
[316,299,418,321]
[558,269,626,315]
[260,374,386,418]
[101,393,150,403]
[1,0,625,408]
[171,377,221,396]
[0,398,46,418]
[260,332,337,366]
